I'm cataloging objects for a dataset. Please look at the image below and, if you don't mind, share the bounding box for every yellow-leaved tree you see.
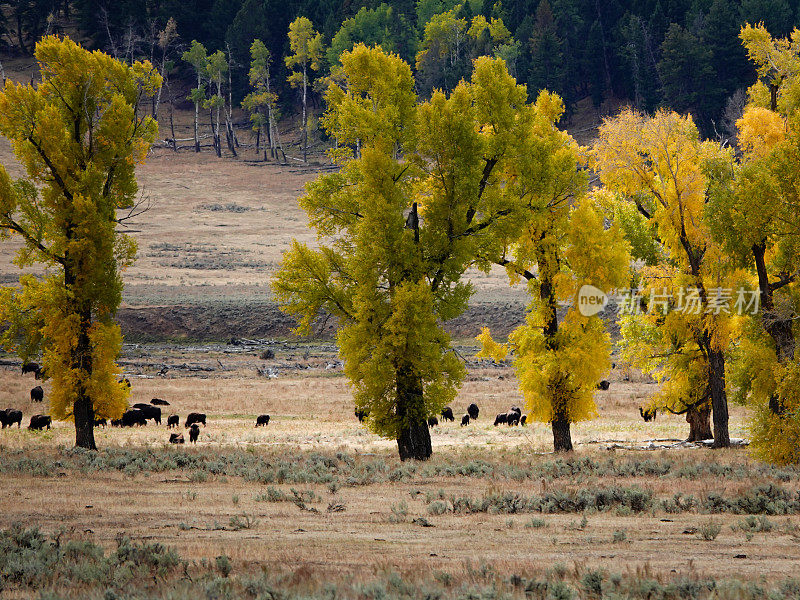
[476,92,630,452]
[285,16,324,164]
[704,24,800,462]
[273,45,527,460]
[0,36,160,449]
[593,108,736,447]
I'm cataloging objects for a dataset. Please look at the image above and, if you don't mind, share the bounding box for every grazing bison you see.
[256,414,270,427]
[169,432,185,444]
[30,386,44,402]
[597,380,611,391]
[506,411,521,426]
[441,407,455,422]
[1,409,22,428]
[428,416,438,427]
[167,414,179,429]
[94,418,107,428]
[150,398,170,406]
[467,403,479,420]
[461,414,470,426]
[639,406,657,422]
[494,413,508,426]
[22,362,42,379]
[121,409,148,427]
[132,403,162,425]
[28,414,51,430]
[185,412,206,428]
[354,408,368,422]
[110,419,122,427]
[188,423,200,443]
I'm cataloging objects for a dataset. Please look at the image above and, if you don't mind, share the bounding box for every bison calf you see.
[189,423,200,443]
[597,380,611,391]
[28,414,51,430]
[185,412,206,428]
[639,406,657,422]
[256,414,270,427]
[167,414,179,429]
[461,414,470,426]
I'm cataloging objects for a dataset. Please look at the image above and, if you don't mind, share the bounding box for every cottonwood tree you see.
[285,16,323,163]
[273,46,525,460]
[593,108,734,448]
[0,35,160,449]
[182,40,207,153]
[704,24,800,463]
[476,93,630,452]
[205,49,227,158]
[242,39,283,162]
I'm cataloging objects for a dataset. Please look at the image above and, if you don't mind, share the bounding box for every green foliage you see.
[328,4,417,66]
[0,37,160,445]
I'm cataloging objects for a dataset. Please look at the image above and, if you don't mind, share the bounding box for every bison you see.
[30,386,44,402]
[597,380,611,391]
[167,414,179,429]
[28,414,51,430]
[354,408,368,422]
[185,412,206,428]
[169,432,185,444]
[110,419,122,427]
[494,413,508,426]
[118,377,131,389]
[520,414,527,426]
[188,423,200,443]
[132,403,162,425]
[440,407,455,422]
[461,414,470,426]
[506,407,522,426]
[94,418,107,428]
[150,398,170,406]
[121,409,148,427]
[427,416,439,427]
[639,406,657,422]
[1,409,22,428]
[256,414,270,427]
[22,362,42,379]
[467,403,479,420]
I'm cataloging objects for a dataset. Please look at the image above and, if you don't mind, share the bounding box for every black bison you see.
[111,419,122,427]
[467,403,479,420]
[441,407,454,422]
[185,412,206,427]
[354,408,368,422]
[22,362,42,379]
[256,414,270,427]
[28,414,51,430]
[30,386,44,402]
[639,406,657,422]
[121,409,148,427]
[597,380,611,391]
[167,414,179,429]
[0,409,22,428]
[132,403,162,425]
[506,407,522,426]
[150,398,170,406]
[94,418,107,428]
[169,432,185,444]
[494,412,508,426]
[461,414,470,426]
[428,416,438,427]
[520,414,527,426]
[188,423,200,443]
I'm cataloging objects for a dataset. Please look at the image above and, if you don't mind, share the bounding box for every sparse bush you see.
[525,517,547,529]
[612,529,627,542]
[581,568,605,598]
[215,555,232,577]
[428,501,448,515]
[228,514,257,531]
[698,519,722,541]
[389,501,409,523]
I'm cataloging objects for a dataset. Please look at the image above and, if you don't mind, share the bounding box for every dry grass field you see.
[1,59,799,599]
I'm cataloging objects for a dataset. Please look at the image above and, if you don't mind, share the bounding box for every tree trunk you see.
[302,63,308,163]
[551,419,573,452]
[193,73,201,153]
[396,366,432,461]
[685,403,712,442]
[708,348,730,448]
[66,260,96,450]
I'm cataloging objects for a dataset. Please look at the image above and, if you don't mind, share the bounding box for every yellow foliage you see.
[737,107,786,159]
